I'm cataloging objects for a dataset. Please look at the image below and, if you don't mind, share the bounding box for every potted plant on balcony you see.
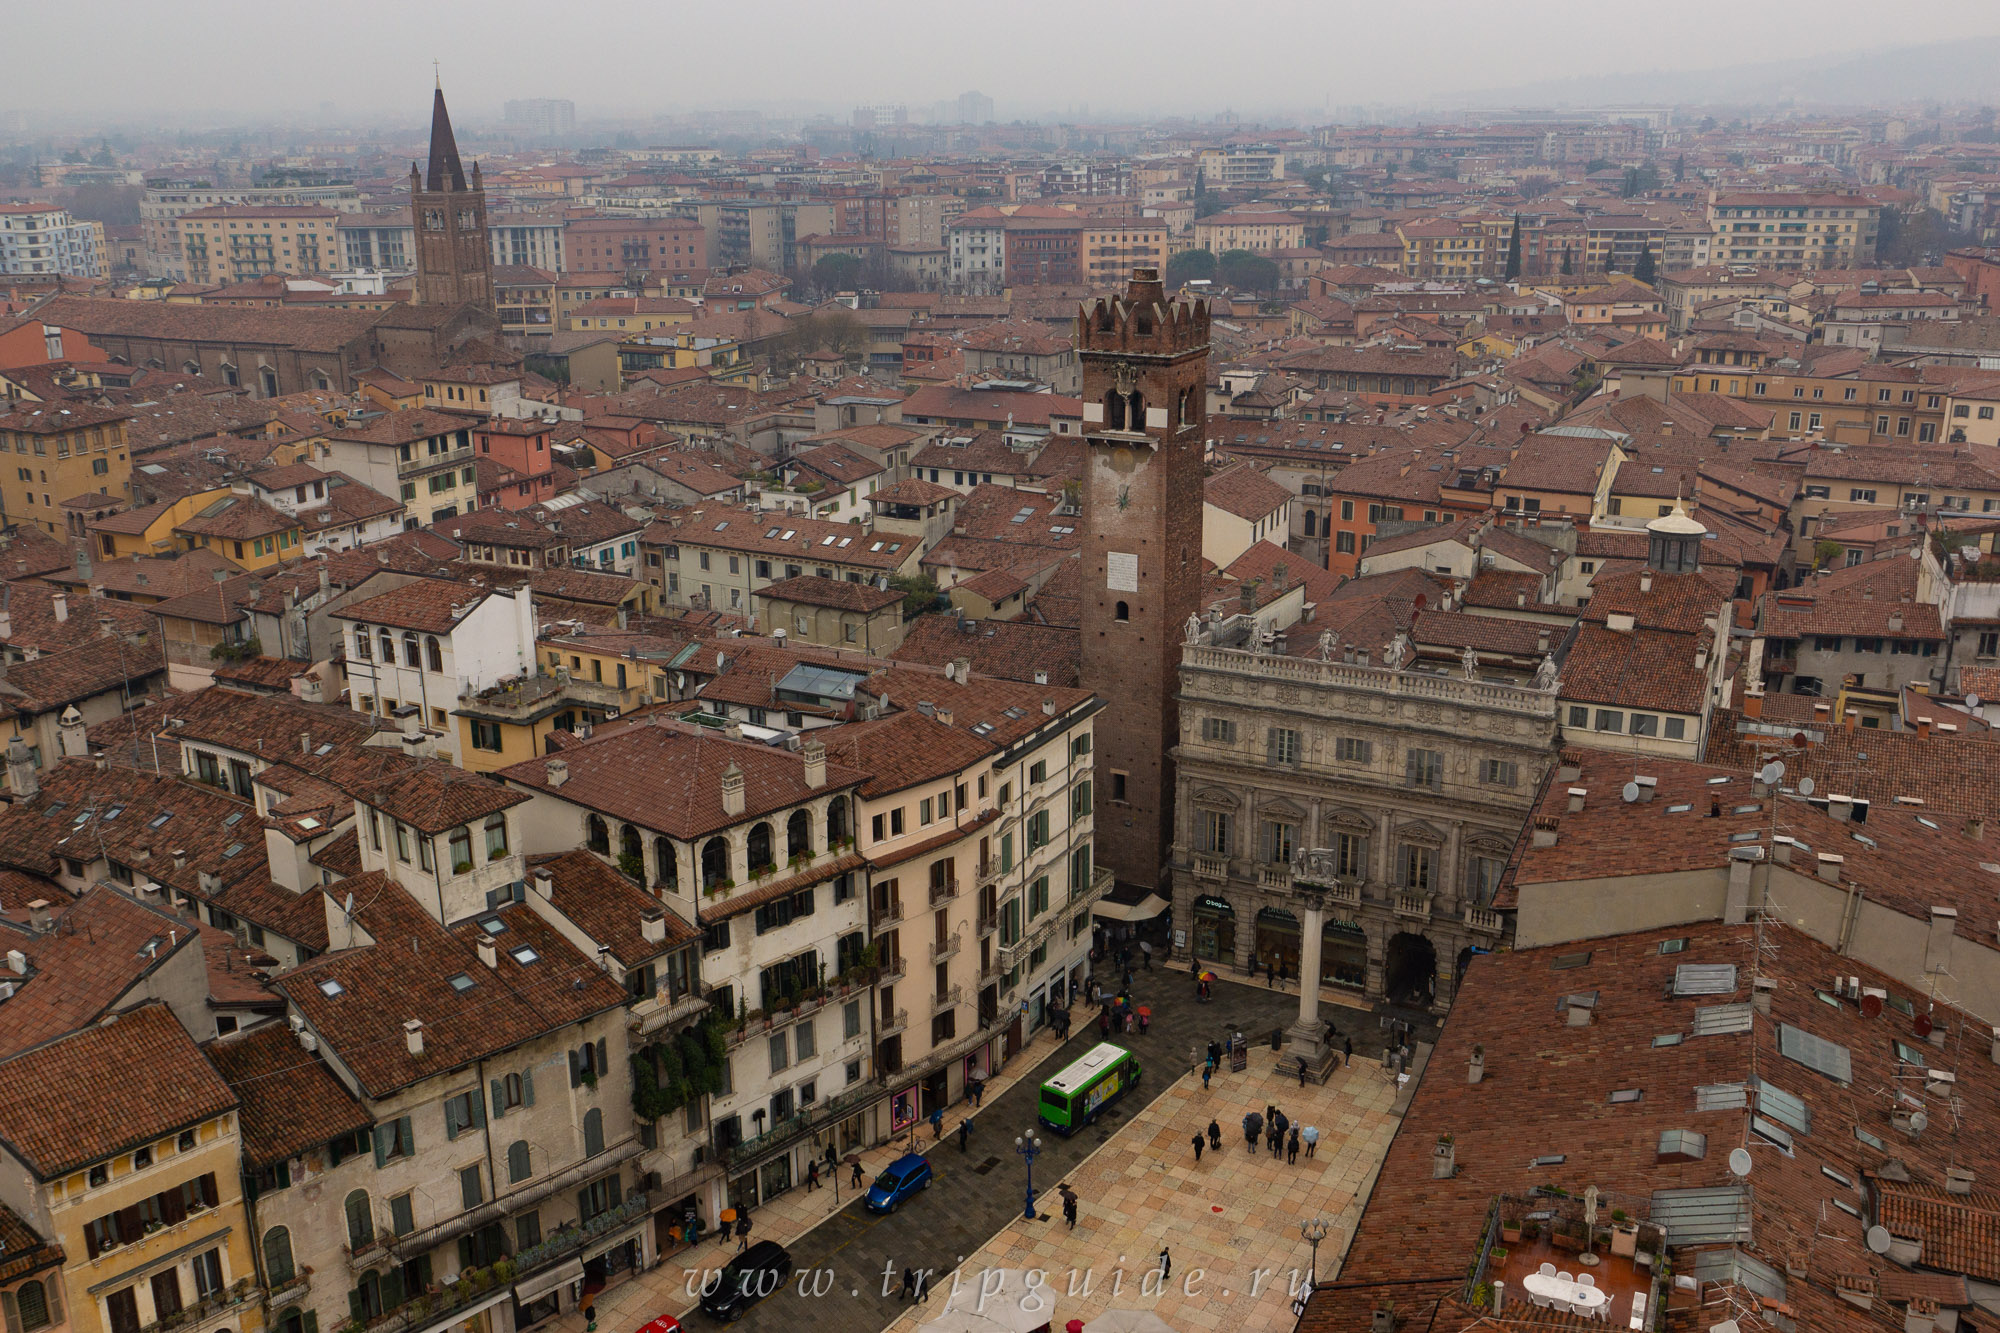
[1610,1210,1641,1258]
[1499,1201,1523,1245]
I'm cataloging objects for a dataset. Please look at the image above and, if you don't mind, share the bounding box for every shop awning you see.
[514,1257,585,1305]
[1093,893,1168,922]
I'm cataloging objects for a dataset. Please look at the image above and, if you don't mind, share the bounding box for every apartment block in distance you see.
[0,203,103,277]
[178,206,338,284]
[1706,189,1881,269]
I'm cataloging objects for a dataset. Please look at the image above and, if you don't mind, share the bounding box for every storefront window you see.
[1254,906,1300,978]
[1191,895,1235,962]
[1323,919,1367,988]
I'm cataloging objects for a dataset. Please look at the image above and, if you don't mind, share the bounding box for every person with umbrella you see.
[1137,1004,1152,1035]
[1242,1108,1264,1151]
[1302,1123,1320,1158]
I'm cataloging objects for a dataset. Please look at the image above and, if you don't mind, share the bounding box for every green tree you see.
[1633,246,1657,286]
[890,572,941,619]
[1217,248,1278,292]
[811,252,864,293]
[1560,249,1573,276]
[1166,248,1216,286]
[1813,540,1845,572]
[1674,154,1686,182]
[1504,214,1522,280]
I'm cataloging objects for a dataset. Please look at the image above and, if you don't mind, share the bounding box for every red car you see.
[634,1317,683,1333]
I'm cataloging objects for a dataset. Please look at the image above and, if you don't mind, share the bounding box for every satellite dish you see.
[1969,693,1983,710]
[1861,993,1883,1019]
[1759,761,1785,785]
[1909,1111,1930,1134]
[1866,1225,1893,1254]
[1791,732,1810,748]
[1916,1013,1935,1038]
[1727,1147,1754,1178]
[1798,777,1816,797]
[1622,782,1641,804]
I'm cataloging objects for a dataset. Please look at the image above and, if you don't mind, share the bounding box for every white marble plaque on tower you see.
[1106,551,1138,592]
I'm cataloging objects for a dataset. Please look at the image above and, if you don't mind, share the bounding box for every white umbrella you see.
[924,1268,1056,1333]
[1085,1312,1180,1333]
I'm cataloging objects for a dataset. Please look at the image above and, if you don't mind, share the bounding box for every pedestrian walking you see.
[1061,1187,1078,1230]
[1297,1057,1308,1087]
[1201,1061,1212,1091]
[1207,1119,1222,1151]
[1287,1127,1301,1164]
[1208,1039,1222,1067]
[1123,967,1135,992]
[901,1266,920,1301]
[734,1213,751,1252]
[1268,1126,1281,1157]
[1302,1124,1320,1158]
[1159,1246,1172,1282]
[1242,1110,1263,1150]
[1266,958,1277,987]
[1278,958,1290,990]
[1138,1006,1151,1035]
[825,1142,838,1173]
[850,1160,865,1190]
[1141,940,1153,970]
[1190,1132,1204,1162]
[1099,1008,1111,1038]
[806,1159,820,1192]
[971,1077,985,1107]
[1274,1109,1289,1138]
[959,1118,972,1153]
[930,1106,944,1141]
[1344,1035,1353,1062]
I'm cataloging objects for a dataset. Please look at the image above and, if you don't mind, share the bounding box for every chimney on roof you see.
[1239,580,1257,614]
[477,934,498,970]
[1947,1167,1976,1196]
[1967,817,1985,841]
[1917,715,1932,739]
[1927,906,1958,976]
[1817,852,1844,884]
[802,739,827,790]
[544,757,569,788]
[951,655,971,683]
[172,849,186,869]
[532,869,554,900]
[1890,611,1905,633]
[50,592,66,624]
[403,1018,425,1057]
[6,948,24,976]
[1567,786,1587,814]
[1845,708,1859,732]
[5,736,38,800]
[300,731,312,755]
[1272,562,1288,592]
[1042,698,1055,716]
[1906,1298,1939,1333]
[721,761,746,816]
[26,899,52,934]
[0,609,11,640]
[1829,794,1853,822]
[1639,571,1653,594]
[641,907,667,944]
[1743,683,1764,719]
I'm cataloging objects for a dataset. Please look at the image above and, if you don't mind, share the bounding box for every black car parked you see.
[699,1241,793,1323]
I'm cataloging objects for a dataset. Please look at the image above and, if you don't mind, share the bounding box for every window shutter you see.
[397,1117,414,1158]
[350,1290,365,1321]
[568,1049,581,1088]
[490,1080,506,1120]
[1266,729,1278,764]
[201,1173,218,1207]
[2,1289,20,1333]
[302,1312,316,1333]
[596,1038,608,1075]
[576,1188,591,1221]
[608,1170,622,1206]
[523,1068,535,1107]
[372,1124,389,1168]
[472,1087,486,1130]
[445,1099,460,1142]
[40,1284,59,1327]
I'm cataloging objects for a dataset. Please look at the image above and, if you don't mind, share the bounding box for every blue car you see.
[864,1152,933,1212]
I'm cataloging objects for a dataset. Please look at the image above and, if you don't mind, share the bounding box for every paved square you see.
[884,1040,1402,1332]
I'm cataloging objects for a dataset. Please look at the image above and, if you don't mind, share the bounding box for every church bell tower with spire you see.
[410,81,493,310]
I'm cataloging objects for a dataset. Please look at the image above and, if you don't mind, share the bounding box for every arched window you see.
[586,814,610,855]
[260,367,279,399]
[1302,510,1318,537]
[276,1310,304,1333]
[402,632,420,667]
[353,623,372,659]
[1180,386,1197,426]
[425,636,443,672]
[1103,390,1125,432]
[787,809,812,860]
[619,823,643,873]
[507,1139,532,1183]
[1129,390,1146,425]
[747,822,773,873]
[484,813,508,858]
[355,1271,384,1319]
[582,1108,605,1157]
[378,629,394,661]
[262,1226,295,1285]
[344,1190,373,1249]
[15,1278,57,1331]
[655,836,678,890]
[1115,601,1130,622]
[701,837,729,888]
[826,797,849,845]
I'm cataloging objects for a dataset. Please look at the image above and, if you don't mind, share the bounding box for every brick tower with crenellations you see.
[1077,267,1210,895]
[409,82,493,310]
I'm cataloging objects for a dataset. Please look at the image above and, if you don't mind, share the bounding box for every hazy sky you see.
[15,0,2000,126]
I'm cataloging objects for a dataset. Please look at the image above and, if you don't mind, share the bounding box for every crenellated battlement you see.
[1075,267,1209,358]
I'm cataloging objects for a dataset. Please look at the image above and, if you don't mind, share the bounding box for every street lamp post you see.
[1014,1132,1043,1221]
[1301,1215,1331,1287]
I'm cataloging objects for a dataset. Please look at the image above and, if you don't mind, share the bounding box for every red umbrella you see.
[1067,1322,1085,1333]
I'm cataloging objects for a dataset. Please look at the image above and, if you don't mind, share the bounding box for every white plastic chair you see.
[1558,1271,1574,1284]
[1529,1293,1551,1310]
[1579,1273,1596,1288]
[1540,1263,1558,1277]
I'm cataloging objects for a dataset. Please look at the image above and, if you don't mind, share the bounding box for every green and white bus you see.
[1038,1042,1141,1134]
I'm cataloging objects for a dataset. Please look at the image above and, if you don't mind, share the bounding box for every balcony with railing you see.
[976,858,1004,888]
[1329,880,1363,909]
[1193,853,1228,882]
[931,984,962,1014]
[872,896,905,928]
[879,1007,909,1038]
[724,978,870,1048]
[718,1084,875,1167]
[1258,864,1292,892]
[137,1280,260,1333]
[875,953,906,985]
[977,905,999,936]
[1395,890,1434,922]
[266,1270,312,1312]
[1464,904,1504,934]
[930,930,962,964]
[396,444,474,477]
[928,877,960,906]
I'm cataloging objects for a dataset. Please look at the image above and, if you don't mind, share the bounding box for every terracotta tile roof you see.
[1204,462,1293,521]
[1411,608,1551,657]
[819,709,1000,799]
[789,440,885,486]
[1584,566,1733,635]
[661,503,915,568]
[526,848,697,966]
[1560,623,1710,713]
[174,492,294,541]
[0,1203,62,1285]
[272,881,628,1098]
[331,578,495,633]
[40,295,382,357]
[347,754,527,838]
[756,574,902,613]
[1758,557,1942,641]
[890,615,1080,688]
[500,719,867,840]
[0,888,201,1057]
[696,850,868,927]
[0,634,167,719]
[207,1018,371,1168]
[0,1002,236,1180]
[1704,706,2000,824]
